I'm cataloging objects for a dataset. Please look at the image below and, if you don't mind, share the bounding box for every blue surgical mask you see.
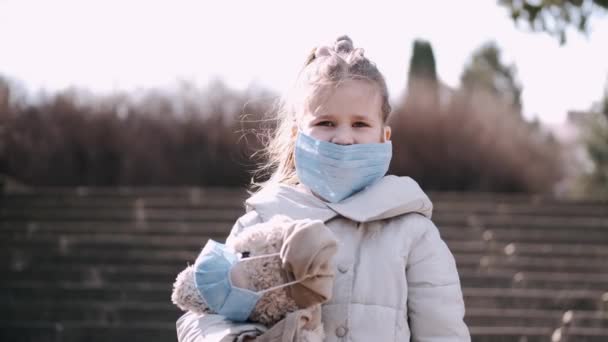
[194,239,309,322]
[294,131,392,203]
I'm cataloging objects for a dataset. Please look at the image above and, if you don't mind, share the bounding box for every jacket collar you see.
[245,175,433,223]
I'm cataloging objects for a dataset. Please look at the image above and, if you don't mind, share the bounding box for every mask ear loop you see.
[234,252,316,295]
[237,252,280,261]
[257,273,316,295]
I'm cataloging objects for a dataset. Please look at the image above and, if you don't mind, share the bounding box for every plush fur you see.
[300,323,325,342]
[171,215,324,340]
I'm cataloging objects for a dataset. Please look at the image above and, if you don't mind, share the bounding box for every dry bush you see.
[1,81,273,186]
[388,81,564,193]
[1,77,564,192]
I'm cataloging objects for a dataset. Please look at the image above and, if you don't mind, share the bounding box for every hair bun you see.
[334,35,354,53]
[314,46,333,58]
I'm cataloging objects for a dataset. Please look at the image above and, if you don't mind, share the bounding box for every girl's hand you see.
[251,305,324,341]
[301,304,322,331]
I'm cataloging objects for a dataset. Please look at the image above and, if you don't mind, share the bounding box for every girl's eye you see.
[317,121,334,127]
[353,122,369,127]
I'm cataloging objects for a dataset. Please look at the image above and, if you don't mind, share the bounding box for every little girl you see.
[177,35,471,342]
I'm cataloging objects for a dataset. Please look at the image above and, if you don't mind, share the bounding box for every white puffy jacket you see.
[176,175,471,341]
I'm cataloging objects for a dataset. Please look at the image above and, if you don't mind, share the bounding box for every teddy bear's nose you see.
[241,251,250,258]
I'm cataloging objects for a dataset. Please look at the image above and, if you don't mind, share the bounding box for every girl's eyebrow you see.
[351,114,373,121]
[313,114,335,121]
[314,114,373,121]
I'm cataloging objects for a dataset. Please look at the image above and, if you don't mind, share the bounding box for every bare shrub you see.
[1,77,563,192]
[388,81,564,193]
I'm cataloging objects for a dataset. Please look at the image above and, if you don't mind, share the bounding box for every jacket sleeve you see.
[226,210,262,245]
[406,215,471,342]
[177,311,267,342]
[176,210,266,342]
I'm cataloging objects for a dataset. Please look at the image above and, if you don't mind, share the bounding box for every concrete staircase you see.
[1,188,607,342]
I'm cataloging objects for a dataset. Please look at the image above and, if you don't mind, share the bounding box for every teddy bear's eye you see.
[241,251,250,258]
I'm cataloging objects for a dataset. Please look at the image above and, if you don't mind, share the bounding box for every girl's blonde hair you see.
[251,35,392,192]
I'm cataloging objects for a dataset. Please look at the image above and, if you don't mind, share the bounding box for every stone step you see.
[427,191,608,205]
[2,186,244,198]
[7,188,607,213]
[481,228,608,244]
[469,326,552,342]
[4,261,608,291]
[470,241,608,258]
[462,288,606,311]
[469,325,608,342]
[5,298,606,330]
[5,234,607,259]
[2,282,605,312]
[1,247,200,268]
[457,254,608,273]
[562,310,608,329]
[4,250,606,285]
[1,263,182,285]
[433,202,608,217]
[4,243,607,277]
[4,205,608,224]
[0,221,234,235]
[6,186,605,200]
[4,188,607,342]
[468,308,608,331]
[0,218,604,235]
[440,227,608,244]
[5,304,605,340]
[465,308,562,328]
[4,301,607,340]
[459,269,608,290]
[0,301,579,331]
[2,230,488,251]
[3,221,607,245]
[3,321,607,342]
[3,194,246,209]
[0,320,177,342]
[2,233,226,251]
[0,207,243,221]
[0,282,172,304]
[441,214,608,230]
[550,326,608,342]
[1,218,605,244]
[0,228,463,246]
[1,300,181,324]
[3,232,227,246]
[6,197,608,218]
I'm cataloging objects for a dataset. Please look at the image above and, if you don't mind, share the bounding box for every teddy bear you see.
[171,215,338,342]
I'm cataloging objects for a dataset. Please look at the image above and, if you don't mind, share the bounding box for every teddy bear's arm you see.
[171,265,212,314]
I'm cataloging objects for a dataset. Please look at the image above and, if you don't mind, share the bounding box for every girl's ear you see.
[383,125,392,142]
[291,124,298,138]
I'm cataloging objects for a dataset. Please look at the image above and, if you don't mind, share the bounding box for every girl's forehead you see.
[302,80,382,119]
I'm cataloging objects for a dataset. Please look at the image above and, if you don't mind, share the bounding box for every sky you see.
[0,0,607,124]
